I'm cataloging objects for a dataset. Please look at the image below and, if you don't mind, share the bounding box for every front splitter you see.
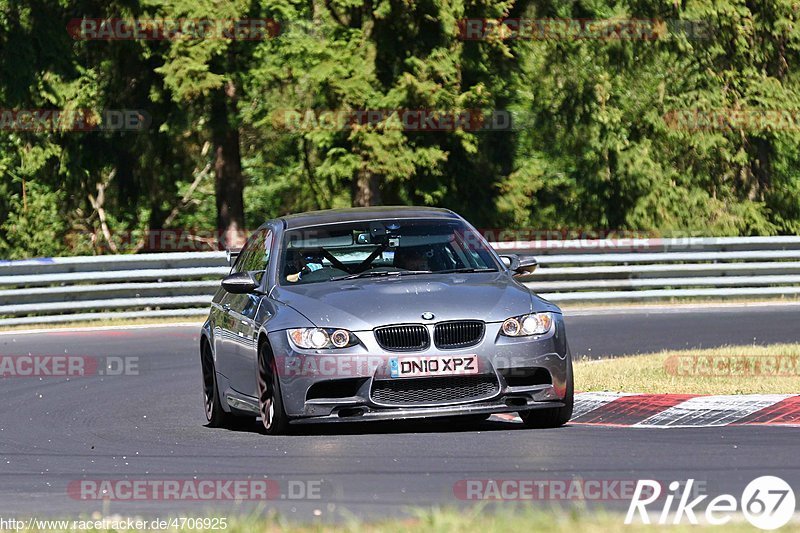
[289,399,565,424]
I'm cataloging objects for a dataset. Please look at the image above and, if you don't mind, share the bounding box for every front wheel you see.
[201,341,238,428]
[520,351,574,429]
[256,342,291,435]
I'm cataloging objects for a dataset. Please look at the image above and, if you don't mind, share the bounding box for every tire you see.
[519,349,574,429]
[201,341,238,428]
[256,341,291,435]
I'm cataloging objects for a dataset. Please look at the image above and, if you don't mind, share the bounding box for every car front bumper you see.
[267,313,571,423]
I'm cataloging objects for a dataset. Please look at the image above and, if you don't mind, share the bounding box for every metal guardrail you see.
[2,237,800,326]
[0,253,230,326]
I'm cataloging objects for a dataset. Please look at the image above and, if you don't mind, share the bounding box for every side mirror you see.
[514,257,538,276]
[500,254,538,276]
[222,272,259,294]
[500,254,521,270]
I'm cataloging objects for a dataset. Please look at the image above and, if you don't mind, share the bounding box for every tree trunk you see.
[211,81,246,250]
[748,136,772,201]
[353,167,382,206]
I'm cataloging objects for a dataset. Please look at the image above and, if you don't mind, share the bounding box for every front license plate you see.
[389,355,479,378]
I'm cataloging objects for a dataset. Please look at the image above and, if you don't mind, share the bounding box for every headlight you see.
[501,312,554,337]
[330,329,351,348]
[287,328,358,349]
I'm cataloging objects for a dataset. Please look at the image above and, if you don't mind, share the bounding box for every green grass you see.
[574,343,800,394]
[7,507,798,533]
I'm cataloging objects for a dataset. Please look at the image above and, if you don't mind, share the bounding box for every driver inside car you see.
[286,251,325,282]
[393,247,432,271]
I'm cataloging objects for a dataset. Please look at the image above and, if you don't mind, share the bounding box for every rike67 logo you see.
[626,476,796,530]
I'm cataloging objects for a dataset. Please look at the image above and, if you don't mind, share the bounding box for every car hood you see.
[270,273,559,331]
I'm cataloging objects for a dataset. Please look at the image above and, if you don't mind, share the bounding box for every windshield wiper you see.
[331,270,433,281]
[438,267,498,274]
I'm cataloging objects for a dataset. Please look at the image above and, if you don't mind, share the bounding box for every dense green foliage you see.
[1,0,799,258]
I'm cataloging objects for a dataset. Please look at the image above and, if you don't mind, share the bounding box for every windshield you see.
[279,219,499,285]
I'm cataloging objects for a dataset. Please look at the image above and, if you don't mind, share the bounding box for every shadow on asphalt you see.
[206,417,572,436]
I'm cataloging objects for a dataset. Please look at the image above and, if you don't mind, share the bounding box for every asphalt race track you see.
[0,305,798,520]
[566,303,800,358]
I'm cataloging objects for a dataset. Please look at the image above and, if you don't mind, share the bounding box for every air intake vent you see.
[371,375,500,406]
[434,320,485,349]
[374,324,429,352]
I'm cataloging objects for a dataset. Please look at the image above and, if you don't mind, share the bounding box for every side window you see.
[232,234,257,274]
[235,228,273,282]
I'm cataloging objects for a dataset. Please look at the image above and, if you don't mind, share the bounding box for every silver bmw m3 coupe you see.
[200,207,573,434]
